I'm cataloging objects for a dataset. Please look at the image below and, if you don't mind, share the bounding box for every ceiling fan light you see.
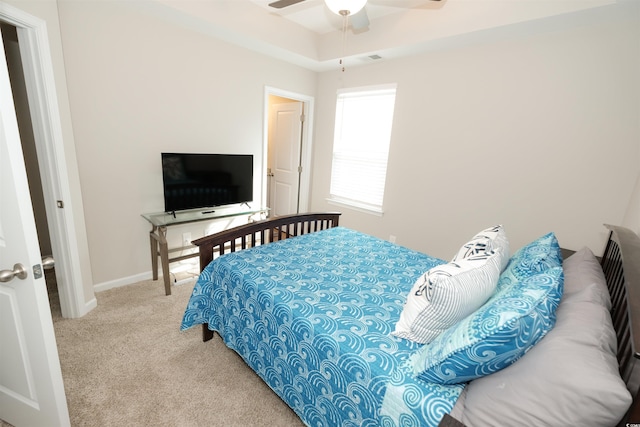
[324,0,367,16]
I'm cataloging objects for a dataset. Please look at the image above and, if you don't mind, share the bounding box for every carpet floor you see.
[50,275,304,427]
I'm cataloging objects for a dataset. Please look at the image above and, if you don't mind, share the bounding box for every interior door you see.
[0,29,70,427]
[268,101,303,216]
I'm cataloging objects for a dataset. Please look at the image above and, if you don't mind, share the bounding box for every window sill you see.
[327,198,384,217]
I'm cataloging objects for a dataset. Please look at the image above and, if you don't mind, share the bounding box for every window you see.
[329,84,397,214]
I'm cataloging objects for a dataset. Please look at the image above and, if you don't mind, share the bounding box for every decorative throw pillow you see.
[495,231,562,293]
[411,265,564,384]
[460,285,631,427]
[392,248,504,344]
[452,225,510,270]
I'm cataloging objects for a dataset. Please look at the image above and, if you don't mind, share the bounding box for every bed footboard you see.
[192,212,341,341]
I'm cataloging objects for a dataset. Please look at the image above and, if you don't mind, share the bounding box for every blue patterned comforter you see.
[181,227,464,426]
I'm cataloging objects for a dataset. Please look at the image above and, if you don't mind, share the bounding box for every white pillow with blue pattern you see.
[411,232,563,384]
[392,226,508,344]
[452,225,510,270]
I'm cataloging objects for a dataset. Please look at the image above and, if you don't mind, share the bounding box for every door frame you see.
[263,86,314,214]
[1,2,93,318]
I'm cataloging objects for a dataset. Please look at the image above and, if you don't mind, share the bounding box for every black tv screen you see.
[161,153,253,213]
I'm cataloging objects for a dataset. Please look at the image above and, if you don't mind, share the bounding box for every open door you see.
[264,87,314,217]
[268,100,304,216]
[0,27,70,427]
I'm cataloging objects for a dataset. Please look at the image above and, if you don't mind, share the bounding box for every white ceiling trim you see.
[137,0,624,72]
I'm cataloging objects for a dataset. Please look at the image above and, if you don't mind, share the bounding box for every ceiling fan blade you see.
[350,7,370,30]
[268,0,306,9]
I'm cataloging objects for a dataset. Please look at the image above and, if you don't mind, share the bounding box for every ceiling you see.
[144,0,623,71]
[248,0,443,34]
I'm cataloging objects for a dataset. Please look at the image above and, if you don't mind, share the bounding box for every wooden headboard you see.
[602,224,640,425]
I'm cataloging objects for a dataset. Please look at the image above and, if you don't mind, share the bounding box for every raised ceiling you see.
[143,0,621,71]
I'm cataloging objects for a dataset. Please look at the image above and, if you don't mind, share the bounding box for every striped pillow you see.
[392,248,503,344]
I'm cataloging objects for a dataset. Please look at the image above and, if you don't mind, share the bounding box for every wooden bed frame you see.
[191,214,640,426]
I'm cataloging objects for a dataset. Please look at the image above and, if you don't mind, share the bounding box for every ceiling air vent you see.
[360,54,383,63]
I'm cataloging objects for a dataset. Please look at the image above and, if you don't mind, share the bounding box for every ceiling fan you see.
[268,0,441,31]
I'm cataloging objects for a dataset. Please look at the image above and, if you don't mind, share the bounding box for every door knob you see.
[0,263,28,283]
[42,256,55,270]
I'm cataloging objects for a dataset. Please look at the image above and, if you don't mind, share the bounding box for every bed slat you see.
[192,212,342,276]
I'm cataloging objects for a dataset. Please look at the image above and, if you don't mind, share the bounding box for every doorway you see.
[264,87,314,217]
[0,4,93,319]
[1,23,59,314]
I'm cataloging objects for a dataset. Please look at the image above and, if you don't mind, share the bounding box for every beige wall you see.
[7,0,639,294]
[55,0,318,286]
[311,5,640,260]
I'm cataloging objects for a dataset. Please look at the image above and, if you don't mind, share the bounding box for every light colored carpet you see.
[50,275,305,427]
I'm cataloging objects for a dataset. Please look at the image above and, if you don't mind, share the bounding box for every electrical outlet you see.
[182,232,192,247]
[389,235,397,243]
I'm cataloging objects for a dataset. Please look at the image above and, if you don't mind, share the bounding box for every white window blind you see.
[329,84,397,214]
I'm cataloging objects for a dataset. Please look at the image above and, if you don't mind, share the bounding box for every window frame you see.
[327,83,398,216]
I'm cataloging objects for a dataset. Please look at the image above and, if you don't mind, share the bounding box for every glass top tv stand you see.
[142,205,268,295]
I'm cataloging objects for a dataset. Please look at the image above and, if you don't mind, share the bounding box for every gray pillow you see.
[562,246,611,309]
[459,283,631,427]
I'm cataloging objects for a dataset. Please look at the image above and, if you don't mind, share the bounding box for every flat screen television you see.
[161,153,253,213]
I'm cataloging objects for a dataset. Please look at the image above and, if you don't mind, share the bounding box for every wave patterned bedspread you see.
[181,227,464,426]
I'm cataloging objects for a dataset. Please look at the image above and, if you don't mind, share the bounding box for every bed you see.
[180,212,640,427]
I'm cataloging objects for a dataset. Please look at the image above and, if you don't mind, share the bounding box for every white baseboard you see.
[82,297,98,316]
[93,271,154,293]
[93,266,199,293]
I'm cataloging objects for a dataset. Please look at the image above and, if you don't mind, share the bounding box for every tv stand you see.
[142,205,267,295]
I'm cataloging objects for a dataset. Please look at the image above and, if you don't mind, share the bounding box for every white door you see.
[0,29,70,427]
[268,101,304,216]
